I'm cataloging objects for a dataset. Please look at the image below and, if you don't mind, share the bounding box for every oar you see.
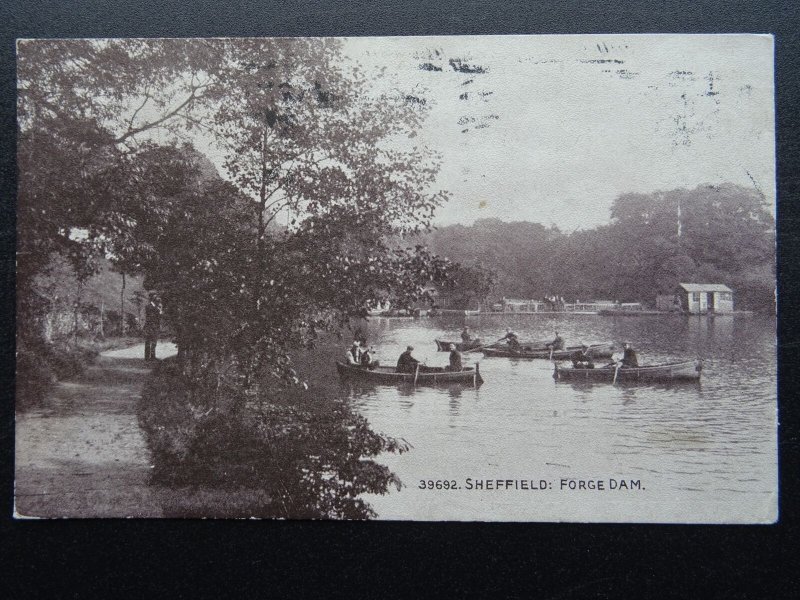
[463,336,506,354]
[612,361,621,385]
[413,363,420,386]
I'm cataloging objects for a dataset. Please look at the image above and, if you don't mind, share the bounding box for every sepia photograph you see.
[14,34,777,522]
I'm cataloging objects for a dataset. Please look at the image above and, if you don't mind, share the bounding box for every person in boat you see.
[502,328,521,350]
[461,327,472,343]
[345,341,362,365]
[447,343,463,372]
[571,343,595,369]
[620,342,639,368]
[360,344,380,370]
[546,331,565,351]
[397,345,421,373]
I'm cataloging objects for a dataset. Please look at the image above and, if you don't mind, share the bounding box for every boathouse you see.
[670,283,734,314]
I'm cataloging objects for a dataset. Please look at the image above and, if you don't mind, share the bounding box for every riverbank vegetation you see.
[18,39,452,516]
[16,254,148,408]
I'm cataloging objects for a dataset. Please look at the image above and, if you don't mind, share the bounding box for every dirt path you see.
[15,342,176,518]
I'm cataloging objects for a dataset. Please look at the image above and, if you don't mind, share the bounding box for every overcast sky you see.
[341,34,775,230]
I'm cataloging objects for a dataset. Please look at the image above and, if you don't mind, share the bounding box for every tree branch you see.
[113,80,211,144]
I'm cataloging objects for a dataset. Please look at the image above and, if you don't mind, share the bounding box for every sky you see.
[340,35,775,230]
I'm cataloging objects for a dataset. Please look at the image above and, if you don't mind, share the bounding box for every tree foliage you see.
[424,184,775,310]
[17,38,453,517]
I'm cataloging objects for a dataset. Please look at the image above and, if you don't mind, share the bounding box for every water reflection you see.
[336,313,776,522]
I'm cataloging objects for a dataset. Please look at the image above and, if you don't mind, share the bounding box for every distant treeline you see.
[422,183,775,312]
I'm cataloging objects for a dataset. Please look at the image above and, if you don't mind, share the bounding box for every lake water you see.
[339,313,777,522]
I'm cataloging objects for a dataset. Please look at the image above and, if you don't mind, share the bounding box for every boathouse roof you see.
[678,283,733,293]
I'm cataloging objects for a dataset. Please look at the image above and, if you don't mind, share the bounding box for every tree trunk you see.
[99,300,105,338]
[120,272,126,336]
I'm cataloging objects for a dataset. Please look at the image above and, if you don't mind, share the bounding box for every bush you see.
[15,335,110,411]
[16,346,57,409]
[138,357,408,519]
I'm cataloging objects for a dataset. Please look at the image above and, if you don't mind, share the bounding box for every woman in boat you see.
[461,327,472,343]
[397,346,421,373]
[620,342,639,367]
[447,344,463,372]
[571,343,595,369]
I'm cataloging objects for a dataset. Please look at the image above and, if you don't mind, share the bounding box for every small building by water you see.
[657,283,734,314]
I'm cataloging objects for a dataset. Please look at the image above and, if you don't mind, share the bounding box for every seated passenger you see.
[345,341,361,365]
[620,342,639,368]
[447,343,463,372]
[360,345,380,370]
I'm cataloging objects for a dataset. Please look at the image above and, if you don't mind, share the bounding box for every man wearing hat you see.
[571,342,595,369]
[502,327,521,350]
[143,292,162,361]
[396,345,421,373]
[620,342,639,367]
[545,331,565,351]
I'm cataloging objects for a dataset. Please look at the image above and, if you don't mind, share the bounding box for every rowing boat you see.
[482,343,614,360]
[553,359,702,382]
[335,361,483,386]
[436,338,550,352]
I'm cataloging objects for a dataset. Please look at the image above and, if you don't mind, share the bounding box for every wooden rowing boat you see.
[335,361,483,386]
[436,338,550,352]
[482,343,614,360]
[553,359,702,382]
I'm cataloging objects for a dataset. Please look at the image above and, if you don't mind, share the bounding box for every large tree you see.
[18,38,451,365]
[17,38,454,517]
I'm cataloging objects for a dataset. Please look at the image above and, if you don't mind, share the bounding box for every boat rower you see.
[545,331,565,350]
[571,343,595,369]
[502,328,521,350]
[397,345,421,373]
[461,327,472,343]
[620,342,639,367]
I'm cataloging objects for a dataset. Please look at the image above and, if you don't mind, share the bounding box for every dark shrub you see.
[16,346,57,409]
[137,357,408,519]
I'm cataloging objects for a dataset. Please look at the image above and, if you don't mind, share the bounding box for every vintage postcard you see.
[15,35,776,522]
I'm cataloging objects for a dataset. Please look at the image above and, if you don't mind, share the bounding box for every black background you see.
[0,1,797,597]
